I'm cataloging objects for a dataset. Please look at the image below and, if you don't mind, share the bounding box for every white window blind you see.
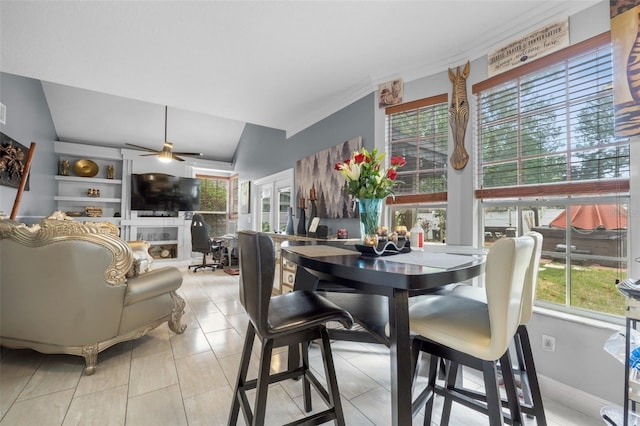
[474,33,630,200]
[386,94,449,204]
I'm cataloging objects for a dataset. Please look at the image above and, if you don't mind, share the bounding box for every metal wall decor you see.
[448,61,471,171]
[0,132,30,190]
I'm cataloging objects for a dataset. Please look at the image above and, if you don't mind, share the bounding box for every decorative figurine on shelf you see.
[296,197,307,236]
[285,206,295,235]
[60,160,70,176]
[307,186,318,235]
[106,164,115,179]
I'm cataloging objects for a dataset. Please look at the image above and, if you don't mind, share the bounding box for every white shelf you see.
[54,196,122,203]
[55,176,122,185]
[72,216,121,224]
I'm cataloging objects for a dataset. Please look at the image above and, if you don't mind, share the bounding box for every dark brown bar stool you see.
[409,235,534,426]
[228,231,354,426]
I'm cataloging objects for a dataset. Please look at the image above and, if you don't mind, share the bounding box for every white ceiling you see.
[0,1,600,163]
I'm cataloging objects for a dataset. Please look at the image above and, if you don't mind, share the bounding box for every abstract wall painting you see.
[295,136,362,219]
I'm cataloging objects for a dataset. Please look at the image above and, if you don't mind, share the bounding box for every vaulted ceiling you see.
[0,1,600,163]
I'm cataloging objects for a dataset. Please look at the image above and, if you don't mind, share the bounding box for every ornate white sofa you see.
[0,213,187,374]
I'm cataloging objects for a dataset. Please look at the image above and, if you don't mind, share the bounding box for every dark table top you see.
[281,240,485,296]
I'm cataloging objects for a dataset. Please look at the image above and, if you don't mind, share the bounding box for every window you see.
[253,169,293,233]
[229,175,238,219]
[196,174,231,237]
[278,187,292,233]
[474,33,630,318]
[386,95,449,242]
[260,187,271,232]
[387,95,449,201]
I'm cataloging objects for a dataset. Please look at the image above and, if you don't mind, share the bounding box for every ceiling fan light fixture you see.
[157,141,173,162]
[157,151,172,163]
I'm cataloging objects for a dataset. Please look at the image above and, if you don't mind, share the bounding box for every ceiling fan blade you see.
[172,154,186,162]
[173,152,203,157]
[139,153,158,157]
[125,143,157,153]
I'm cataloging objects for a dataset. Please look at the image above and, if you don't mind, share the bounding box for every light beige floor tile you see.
[183,384,236,426]
[256,384,306,425]
[129,351,179,397]
[214,299,246,316]
[187,298,221,316]
[536,398,602,426]
[17,355,83,401]
[131,326,172,359]
[74,346,131,397]
[0,349,44,380]
[217,352,260,387]
[175,351,228,398]
[179,284,211,302]
[340,397,377,426]
[62,384,127,426]
[0,375,29,419]
[196,312,233,333]
[348,351,392,390]
[205,328,246,358]
[349,386,392,426]
[126,384,187,426]
[0,388,74,426]
[292,390,377,425]
[170,328,212,359]
[227,313,249,336]
[327,340,379,360]
[179,309,201,330]
[311,355,379,400]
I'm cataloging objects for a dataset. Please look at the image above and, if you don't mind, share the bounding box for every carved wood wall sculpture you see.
[448,61,471,170]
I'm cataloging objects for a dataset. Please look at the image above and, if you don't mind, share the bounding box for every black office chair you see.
[188,214,221,272]
[229,231,354,426]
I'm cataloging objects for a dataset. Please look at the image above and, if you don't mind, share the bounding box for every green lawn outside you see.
[536,262,627,316]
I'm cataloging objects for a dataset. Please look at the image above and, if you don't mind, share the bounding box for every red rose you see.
[391,156,406,167]
[387,168,397,180]
[354,153,365,164]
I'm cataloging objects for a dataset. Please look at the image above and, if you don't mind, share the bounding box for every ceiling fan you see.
[125,106,203,162]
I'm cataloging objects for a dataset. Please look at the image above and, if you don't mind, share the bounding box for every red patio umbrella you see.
[550,204,627,230]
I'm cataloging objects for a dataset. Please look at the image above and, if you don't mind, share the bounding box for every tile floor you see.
[0,267,603,425]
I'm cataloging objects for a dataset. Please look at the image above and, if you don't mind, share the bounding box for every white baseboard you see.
[538,374,615,421]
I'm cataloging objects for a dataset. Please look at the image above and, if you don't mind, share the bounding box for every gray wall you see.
[233,93,375,181]
[233,124,286,182]
[0,72,57,219]
[234,93,375,235]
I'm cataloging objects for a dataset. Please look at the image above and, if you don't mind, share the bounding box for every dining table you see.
[280,239,486,426]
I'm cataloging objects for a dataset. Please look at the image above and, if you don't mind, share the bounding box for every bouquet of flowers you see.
[334,147,406,199]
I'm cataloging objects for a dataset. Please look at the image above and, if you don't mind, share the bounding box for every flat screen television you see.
[130,173,200,213]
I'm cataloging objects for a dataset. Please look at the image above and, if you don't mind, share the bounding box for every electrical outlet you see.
[542,334,556,352]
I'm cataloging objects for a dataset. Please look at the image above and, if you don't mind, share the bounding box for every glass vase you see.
[358,198,383,246]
